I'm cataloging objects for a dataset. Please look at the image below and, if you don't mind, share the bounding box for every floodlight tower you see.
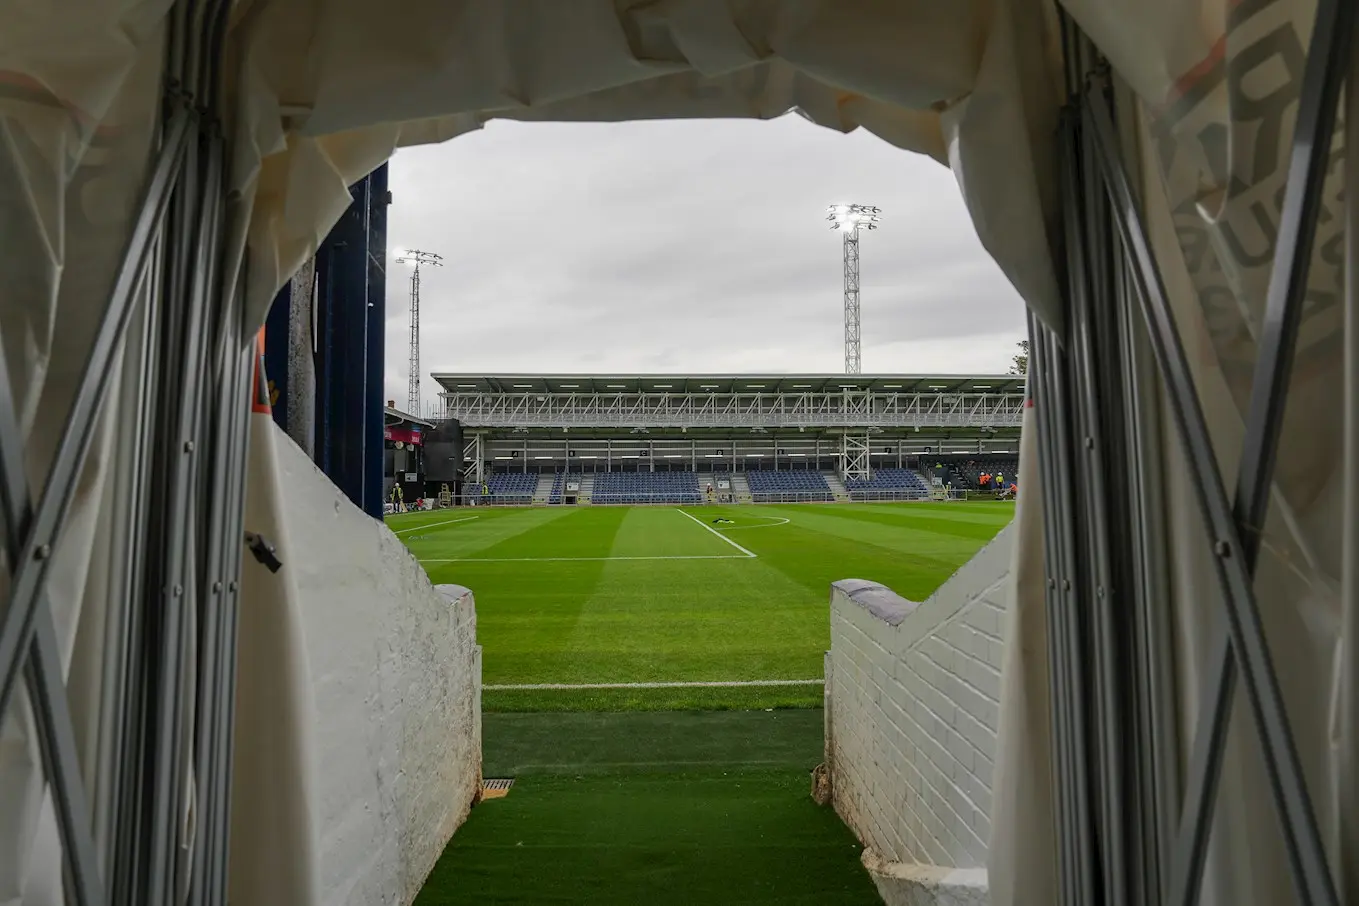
[393,248,443,416]
[826,204,881,374]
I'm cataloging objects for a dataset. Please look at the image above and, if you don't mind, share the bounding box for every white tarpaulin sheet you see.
[0,0,1353,903]
[1058,2,1355,903]
[229,0,1065,331]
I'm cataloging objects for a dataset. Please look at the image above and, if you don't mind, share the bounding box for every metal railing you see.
[459,494,536,507]
[441,390,1026,429]
[845,490,932,503]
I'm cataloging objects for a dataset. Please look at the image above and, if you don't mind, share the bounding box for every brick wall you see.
[826,524,1013,872]
[271,423,483,905]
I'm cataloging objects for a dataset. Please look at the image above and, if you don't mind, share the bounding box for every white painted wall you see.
[271,427,482,906]
[826,524,1013,885]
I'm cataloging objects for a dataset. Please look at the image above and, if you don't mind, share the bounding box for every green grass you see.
[481,710,827,777]
[481,683,824,713]
[396,503,1011,903]
[389,501,1013,711]
[414,711,880,906]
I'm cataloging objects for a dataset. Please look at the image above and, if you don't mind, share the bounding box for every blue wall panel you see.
[263,283,291,432]
[311,164,389,519]
[364,164,388,515]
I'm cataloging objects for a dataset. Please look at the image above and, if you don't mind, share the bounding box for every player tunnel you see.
[2,2,1356,905]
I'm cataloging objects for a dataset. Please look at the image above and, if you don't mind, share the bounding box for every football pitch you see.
[387,501,1013,712]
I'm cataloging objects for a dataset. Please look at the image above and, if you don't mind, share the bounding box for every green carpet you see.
[414,711,881,905]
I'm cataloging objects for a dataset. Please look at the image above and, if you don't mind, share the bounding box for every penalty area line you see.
[484,679,824,690]
[393,515,479,535]
[674,508,757,558]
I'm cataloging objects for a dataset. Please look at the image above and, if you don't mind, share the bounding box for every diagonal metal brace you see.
[1169,0,1355,898]
[0,333,104,906]
[1085,77,1342,906]
[1166,1,1355,901]
[0,106,193,722]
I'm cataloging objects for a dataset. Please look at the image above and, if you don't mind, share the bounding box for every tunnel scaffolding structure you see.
[0,3,1355,905]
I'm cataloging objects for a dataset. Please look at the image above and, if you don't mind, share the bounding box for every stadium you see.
[11,5,1350,906]
[410,373,1024,506]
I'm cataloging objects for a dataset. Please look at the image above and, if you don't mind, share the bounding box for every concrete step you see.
[822,471,852,502]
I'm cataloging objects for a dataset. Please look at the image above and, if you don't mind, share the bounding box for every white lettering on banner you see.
[1147,0,1344,503]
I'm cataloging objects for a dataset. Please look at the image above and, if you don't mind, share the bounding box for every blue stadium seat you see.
[591,471,701,505]
[843,467,930,501]
[475,472,538,502]
[745,470,833,502]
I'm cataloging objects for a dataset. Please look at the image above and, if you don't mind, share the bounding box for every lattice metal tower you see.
[827,205,880,374]
[394,248,442,415]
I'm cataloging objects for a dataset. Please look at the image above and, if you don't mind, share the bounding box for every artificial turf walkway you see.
[414,710,881,905]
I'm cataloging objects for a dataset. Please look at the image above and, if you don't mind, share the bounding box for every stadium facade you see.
[430,373,1024,504]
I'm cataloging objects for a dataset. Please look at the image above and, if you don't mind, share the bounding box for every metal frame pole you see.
[1068,106,1136,905]
[0,109,192,719]
[1342,24,1359,904]
[1112,152,1180,899]
[0,3,246,904]
[0,356,106,906]
[1033,315,1098,906]
[0,102,195,906]
[1027,310,1079,905]
[1085,19,1351,894]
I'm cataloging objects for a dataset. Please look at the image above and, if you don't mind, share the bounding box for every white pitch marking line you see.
[508,760,803,771]
[674,508,757,558]
[417,554,752,563]
[393,515,479,535]
[484,679,824,690]
[720,516,790,530]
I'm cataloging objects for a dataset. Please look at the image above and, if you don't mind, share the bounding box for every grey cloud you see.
[384,113,1025,409]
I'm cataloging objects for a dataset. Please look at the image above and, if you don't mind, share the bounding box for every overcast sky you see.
[385,113,1026,413]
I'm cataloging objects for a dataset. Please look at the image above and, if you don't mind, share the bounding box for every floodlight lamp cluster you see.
[393,248,444,266]
[827,204,881,232]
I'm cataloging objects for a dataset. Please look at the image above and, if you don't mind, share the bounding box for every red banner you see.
[384,426,423,445]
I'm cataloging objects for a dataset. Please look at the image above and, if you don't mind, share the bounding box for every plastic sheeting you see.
[1067,2,1354,904]
[990,2,1355,902]
[228,0,1066,332]
[1,6,168,902]
[0,0,1353,904]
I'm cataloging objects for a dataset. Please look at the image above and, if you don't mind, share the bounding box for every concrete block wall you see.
[272,424,483,906]
[826,524,1013,878]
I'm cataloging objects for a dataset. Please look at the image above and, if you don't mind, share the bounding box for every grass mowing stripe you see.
[674,507,757,557]
[482,710,826,776]
[482,683,825,713]
[484,678,823,690]
[473,505,631,559]
[392,515,478,534]
[401,506,582,561]
[398,501,1014,710]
